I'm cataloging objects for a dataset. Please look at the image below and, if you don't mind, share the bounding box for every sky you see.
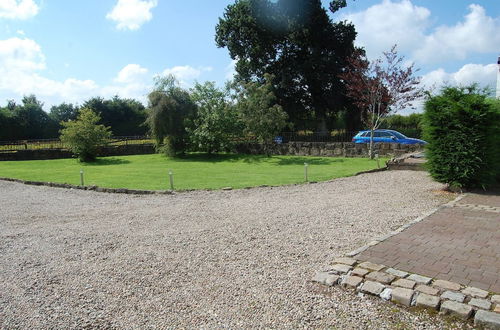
[0,0,499,113]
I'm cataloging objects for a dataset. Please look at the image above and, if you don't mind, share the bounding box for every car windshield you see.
[390,131,407,139]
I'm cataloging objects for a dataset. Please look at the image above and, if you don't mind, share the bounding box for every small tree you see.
[340,46,423,158]
[236,74,288,155]
[60,108,112,162]
[188,81,242,154]
[145,75,196,156]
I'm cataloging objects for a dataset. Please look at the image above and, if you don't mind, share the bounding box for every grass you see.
[0,153,387,191]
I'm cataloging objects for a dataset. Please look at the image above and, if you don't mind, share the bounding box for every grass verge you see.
[0,153,387,191]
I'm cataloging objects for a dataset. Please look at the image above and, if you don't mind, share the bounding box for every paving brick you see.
[342,276,363,289]
[386,268,409,278]
[469,298,492,310]
[330,264,353,274]
[351,267,370,277]
[416,293,441,310]
[415,285,440,296]
[312,272,340,286]
[358,261,385,272]
[462,286,489,299]
[492,295,500,304]
[433,279,462,291]
[441,291,466,303]
[440,300,474,320]
[474,310,500,329]
[391,287,414,307]
[360,281,385,296]
[393,278,416,289]
[333,257,358,266]
[494,305,500,313]
[365,271,396,284]
[407,274,433,284]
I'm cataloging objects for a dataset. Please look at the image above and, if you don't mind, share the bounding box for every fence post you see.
[304,163,309,182]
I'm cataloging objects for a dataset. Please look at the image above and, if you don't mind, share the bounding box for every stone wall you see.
[236,142,424,158]
[0,144,155,161]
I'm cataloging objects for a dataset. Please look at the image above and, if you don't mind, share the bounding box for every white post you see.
[496,56,500,99]
[304,163,309,182]
[80,169,84,186]
[169,170,174,190]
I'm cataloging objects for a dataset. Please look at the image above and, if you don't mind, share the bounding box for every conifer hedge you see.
[423,86,500,189]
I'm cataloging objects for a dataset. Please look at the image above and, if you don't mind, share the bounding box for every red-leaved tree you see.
[340,45,424,158]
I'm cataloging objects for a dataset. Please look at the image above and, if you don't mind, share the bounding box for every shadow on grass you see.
[175,153,269,164]
[83,158,131,166]
[174,153,345,166]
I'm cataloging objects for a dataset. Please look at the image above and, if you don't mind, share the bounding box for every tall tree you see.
[215,0,357,132]
[145,75,196,156]
[339,46,424,158]
[188,81,242,154]
[13,95,58,139]
[49,102,80,123]
[83,96,147,136]
[236,74,288,155]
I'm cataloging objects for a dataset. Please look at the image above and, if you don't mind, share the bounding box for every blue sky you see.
[0,0,499,111]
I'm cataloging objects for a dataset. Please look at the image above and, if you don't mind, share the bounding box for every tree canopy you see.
[215,0,358,132]
[145,75,197,156]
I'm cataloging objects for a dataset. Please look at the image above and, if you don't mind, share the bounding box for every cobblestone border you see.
[345,194,467,258]
[312,258,500,328]
[313,193,500,328]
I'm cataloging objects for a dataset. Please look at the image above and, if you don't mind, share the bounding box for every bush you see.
[423,86,500,189]
[60,108,112,162]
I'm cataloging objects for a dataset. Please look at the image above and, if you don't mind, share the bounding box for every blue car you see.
[352,129,427,145]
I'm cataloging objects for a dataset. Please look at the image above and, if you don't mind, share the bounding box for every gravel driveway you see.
[0,171,465,329]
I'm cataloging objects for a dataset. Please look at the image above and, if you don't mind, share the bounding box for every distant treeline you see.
[0,93,424,141]
[0,95,147,141]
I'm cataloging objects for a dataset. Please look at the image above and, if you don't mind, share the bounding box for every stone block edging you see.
[312,258,500,327]
[0,177,173,195]
[345,193,467,258]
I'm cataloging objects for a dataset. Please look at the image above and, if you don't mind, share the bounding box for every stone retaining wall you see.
[236,142,423,158]
[0,144,155,161]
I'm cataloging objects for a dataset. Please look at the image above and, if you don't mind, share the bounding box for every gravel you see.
[0,171,467,329]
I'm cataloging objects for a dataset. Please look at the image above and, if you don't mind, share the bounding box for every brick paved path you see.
[357,192,500,293]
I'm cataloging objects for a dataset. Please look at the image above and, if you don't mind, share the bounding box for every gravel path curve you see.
[0,171,466,329]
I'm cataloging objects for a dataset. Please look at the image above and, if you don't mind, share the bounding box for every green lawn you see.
[0,153,386,191]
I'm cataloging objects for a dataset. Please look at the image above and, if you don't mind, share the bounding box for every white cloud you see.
[0,37,151,107]
[0,37,45,71]
[106,0,157,31]
[343,0,430,59]
[421,63,498,93]
[162,65,213,86]
[0,0,39,20]
[343,1,500,64]
[114,63,148,83]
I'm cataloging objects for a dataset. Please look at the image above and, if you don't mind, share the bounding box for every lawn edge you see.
[0,165,388,195]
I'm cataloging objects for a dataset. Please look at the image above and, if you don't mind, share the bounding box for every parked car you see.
[352,129,427,145]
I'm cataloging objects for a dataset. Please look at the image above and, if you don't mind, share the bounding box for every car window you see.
[391,131,406,139]
[379,131,393,138]
[361,132,370,137]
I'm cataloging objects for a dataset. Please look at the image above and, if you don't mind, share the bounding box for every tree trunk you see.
[316,115,328,136]
[369,128,375,160]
